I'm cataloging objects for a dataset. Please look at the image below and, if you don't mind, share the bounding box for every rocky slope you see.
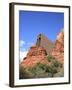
[51,31,64,63]
[20,46,49,68]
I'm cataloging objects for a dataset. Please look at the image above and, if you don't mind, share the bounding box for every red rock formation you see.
[20,31,64,68]
[20,46,49,68]
[51,31,64,63]
[36,34,55,54]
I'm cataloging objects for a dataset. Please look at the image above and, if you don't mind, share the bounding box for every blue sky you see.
[19,10,64,52]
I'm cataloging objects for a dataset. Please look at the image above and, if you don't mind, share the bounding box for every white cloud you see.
[20,51,28,62]
[20,40,25,47]
[19,40,34,62]
[27,42,34,46]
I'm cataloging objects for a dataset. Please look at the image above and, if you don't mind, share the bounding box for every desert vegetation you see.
[19,55,63,79]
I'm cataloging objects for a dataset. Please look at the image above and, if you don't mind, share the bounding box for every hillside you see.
[19,31,64,79]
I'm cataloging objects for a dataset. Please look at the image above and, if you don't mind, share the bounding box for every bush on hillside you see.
[19,55,63,79]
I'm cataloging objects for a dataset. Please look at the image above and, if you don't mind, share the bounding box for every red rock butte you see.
[20,31,64,68]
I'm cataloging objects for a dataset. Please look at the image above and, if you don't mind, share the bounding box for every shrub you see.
[19,66,35,79]
[19,56,63,79]
[47,55,55,62]
[19,63,48,79]
[46,55,63,77]
[29,63,47,76]
[54,67,64,77]
[53,60,61,67]
[46,64,58,77]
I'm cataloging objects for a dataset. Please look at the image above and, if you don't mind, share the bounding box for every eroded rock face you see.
[20,46,48,68]
[51,31,64,63]
[20,31,64,68]
[36,34,55,54]
[26,46,47,57]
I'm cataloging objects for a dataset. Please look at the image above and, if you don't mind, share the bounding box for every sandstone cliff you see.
[20,46,49,68]
[51,31,64,63]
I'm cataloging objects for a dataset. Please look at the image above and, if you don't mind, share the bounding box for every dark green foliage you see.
[52,59,63,68]
[46,65,57,77]
[47,55,55,62]
[46,55,63,77]
[19,55,64,79]
[54,67,64,77]
[47,55,63,68]
[19,66,35,79]
[29,63,48,78]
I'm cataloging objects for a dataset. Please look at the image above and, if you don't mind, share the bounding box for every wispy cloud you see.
[19,40,34,62]
[20,39,34,51]
[27,42,34,46]
[20,40,25,47]
[20,51,28,62]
